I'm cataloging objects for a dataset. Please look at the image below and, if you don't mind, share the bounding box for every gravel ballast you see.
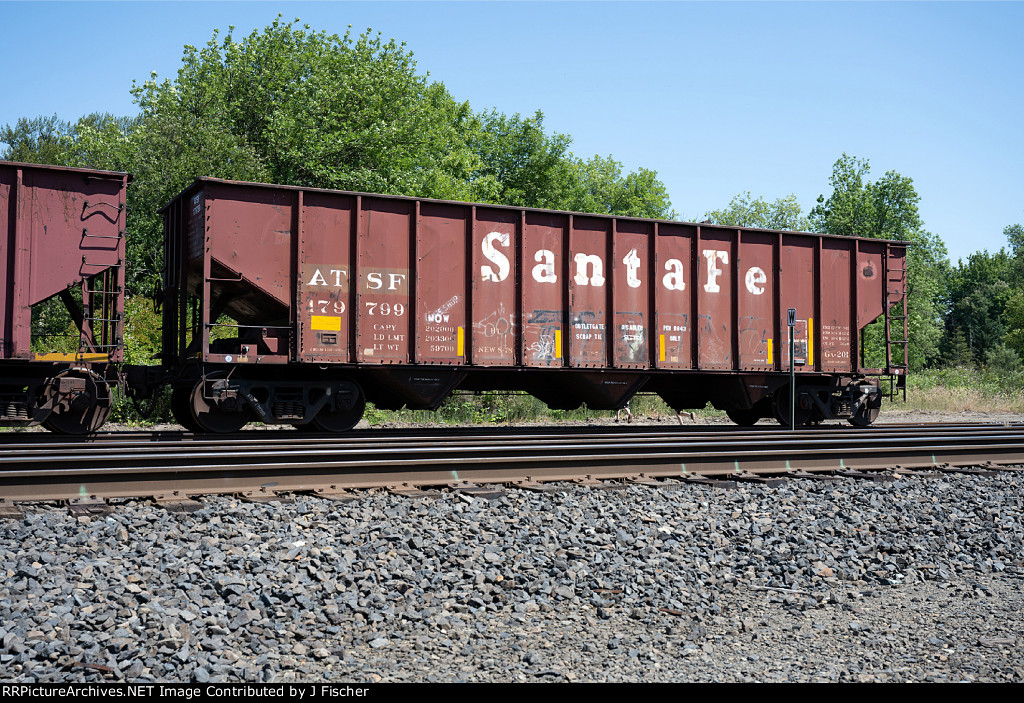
[1,456,1022,683]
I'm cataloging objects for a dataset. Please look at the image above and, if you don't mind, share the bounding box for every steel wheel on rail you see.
[188,373,253,434]
[726,407,762,427]
[40,369,113,435]
[772,386,816,428]
[171,385,203,433]
[310,379,365,433]
[848,382,882,427]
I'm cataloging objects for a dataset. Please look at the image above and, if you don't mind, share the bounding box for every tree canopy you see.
[1,17,675,293]
[807,154,948,370]
[703,191,809,231]
[0,115,75,164]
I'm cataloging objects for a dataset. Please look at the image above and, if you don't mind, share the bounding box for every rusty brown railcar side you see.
[0,161,129,432]
[159,177,907,431]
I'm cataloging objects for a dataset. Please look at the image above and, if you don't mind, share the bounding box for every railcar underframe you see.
[135,360,885,433]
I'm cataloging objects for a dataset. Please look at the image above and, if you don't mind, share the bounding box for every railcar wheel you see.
[849,405,880,427]
[848,383,882,427]
[41,370,112,435]
[772,387,815,428]
[189,375,252,434]
[171,385,203,433]
[725,407,761,427]
[311,380,365,433]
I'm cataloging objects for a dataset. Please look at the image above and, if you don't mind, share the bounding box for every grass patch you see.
[898,366,1024,413]
[364,392,720,427]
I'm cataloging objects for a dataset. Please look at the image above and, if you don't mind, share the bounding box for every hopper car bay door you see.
[780,236,815,371]
[416,202,467,364]
[697,228,735,370]
[356,197,411,364]
[820,239,854,373]
[737,231,775,371]
[568,216,607,368]
[611,220,650,369]
[472,208,518,365]
[522,212,566,368]
[299,193,353,363]
[654,225,694,369]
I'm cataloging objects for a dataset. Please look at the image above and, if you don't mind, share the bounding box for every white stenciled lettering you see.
[365,302,406,317]
[745,266,767,295]
[308,299,345,314]
[366,272,383,290]
[306,267,348,288]
[481,231,511,282]
[662,259,686,291]
[703,250,729,293]
[533,249,557,283]
[388,272,406,291]
[573,253,606,287]
[623,248,641,288]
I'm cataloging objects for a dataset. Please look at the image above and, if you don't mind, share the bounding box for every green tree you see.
[1002,288,1024,358]
[985,342,1021,374]
[59,113,138,171]
[566,155,675,219]
[59,18,484,293]
[467,110,575,208]
[6,16,676,293]
[1004,223,1024,257]
[467,111,675,218]
[1,113,138,169]
[0,115,73,164]
[944,328,973,367]
[131,18,482,197]
[809,154,924,240]
[945,249,1014,363]
[994,225,1024,358]
[809,154,948,370]
[704,191,809,231]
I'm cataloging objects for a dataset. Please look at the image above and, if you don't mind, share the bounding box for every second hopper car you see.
[0,161,129,434]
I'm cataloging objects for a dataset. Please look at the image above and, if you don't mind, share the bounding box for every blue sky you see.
[1,1,1021,264]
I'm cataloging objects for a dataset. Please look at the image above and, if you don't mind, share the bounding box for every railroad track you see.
[1,422,1023,516]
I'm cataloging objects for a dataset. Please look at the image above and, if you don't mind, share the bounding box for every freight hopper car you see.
[0,162,129,433]
[152,177,908,433]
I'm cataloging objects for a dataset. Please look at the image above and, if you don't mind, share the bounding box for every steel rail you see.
[1,420,1021,447]
[1,422,1022,455]
[0,424,1022,503]
[2,425,1024,468]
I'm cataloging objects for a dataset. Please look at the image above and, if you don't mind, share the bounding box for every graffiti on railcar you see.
[615,312,646,363]
[422,294,462,356]
[527,309,563,365]
[571,310,605,363]
[739,314,772,367]
[473,302,515,358]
